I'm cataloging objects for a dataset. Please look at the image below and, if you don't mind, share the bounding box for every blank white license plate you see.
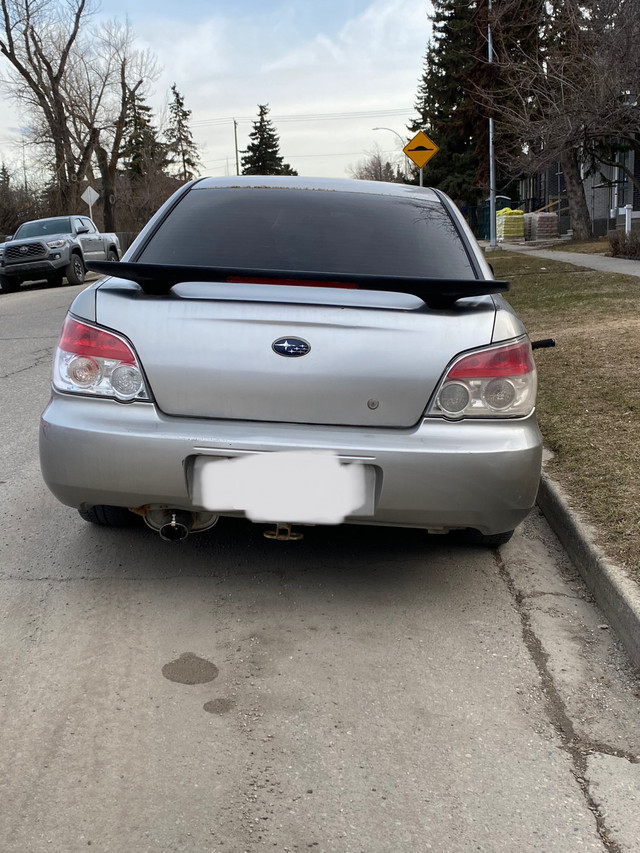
[192,451,374,524]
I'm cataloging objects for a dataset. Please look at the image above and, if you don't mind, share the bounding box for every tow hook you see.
[264,523,304,541]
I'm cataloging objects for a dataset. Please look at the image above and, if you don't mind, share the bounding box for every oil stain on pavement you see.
[162,652,219,684]
[203,697,235,715]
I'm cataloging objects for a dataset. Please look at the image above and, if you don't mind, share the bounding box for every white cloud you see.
[140,0,431,177]
[0,0,432,179]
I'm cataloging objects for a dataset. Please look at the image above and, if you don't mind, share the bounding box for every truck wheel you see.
[0,274,20,293]
[107,248,119,262]
[65,254,85,285]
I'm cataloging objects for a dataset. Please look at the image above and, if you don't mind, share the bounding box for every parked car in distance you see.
[0,215,119,293]
[39,176,543,546]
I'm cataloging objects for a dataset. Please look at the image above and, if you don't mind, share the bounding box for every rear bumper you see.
[40,394,543,535]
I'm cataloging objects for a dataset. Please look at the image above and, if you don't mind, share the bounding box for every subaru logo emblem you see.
[272,337,311,357]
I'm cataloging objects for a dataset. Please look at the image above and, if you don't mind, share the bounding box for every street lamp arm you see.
[372,127,409,180]
[372,127,406,146]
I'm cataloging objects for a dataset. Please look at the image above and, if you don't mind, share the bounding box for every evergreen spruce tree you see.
[0,163,10,189]
[411,0,528,218]
[121,92,167,178]
[410,0,484,208]
[241,105,297,176]
[0,163,12,233]
[165,84,201,181]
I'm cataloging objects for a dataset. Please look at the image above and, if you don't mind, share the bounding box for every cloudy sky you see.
[0,0,432,180]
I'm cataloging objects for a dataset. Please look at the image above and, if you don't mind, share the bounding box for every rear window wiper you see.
[86,261,509,309]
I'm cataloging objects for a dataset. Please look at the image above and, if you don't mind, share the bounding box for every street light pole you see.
[488,0,497,249]
[372,127,409,179]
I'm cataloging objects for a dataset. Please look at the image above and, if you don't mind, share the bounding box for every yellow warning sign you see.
[403,131,439,169]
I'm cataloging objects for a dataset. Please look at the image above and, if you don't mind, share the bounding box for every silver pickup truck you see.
[0,215,120,293]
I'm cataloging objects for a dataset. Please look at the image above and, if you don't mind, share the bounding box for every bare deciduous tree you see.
[89,20,157,230]
[0,0,94,212]
[0,160,45,232]
[0,1,158,229]
[485,0,640,239]
[348,145,404,183]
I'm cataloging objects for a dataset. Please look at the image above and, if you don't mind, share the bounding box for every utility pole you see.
[488,0,497,249]
[233,120,240,176]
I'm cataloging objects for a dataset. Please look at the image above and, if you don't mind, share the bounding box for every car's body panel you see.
[69,285,97,323]
[93,282,497,427]
[40,394,542,534]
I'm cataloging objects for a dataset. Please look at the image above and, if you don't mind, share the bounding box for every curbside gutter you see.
[536,473,640,672]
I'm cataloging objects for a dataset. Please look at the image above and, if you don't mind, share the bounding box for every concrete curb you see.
[536,473,640,672]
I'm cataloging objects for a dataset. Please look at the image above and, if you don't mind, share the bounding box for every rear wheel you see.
[65,254,85,285]
[457,528,515,547]
[78,505,140,527]
[0,274,20,293]
[107,248,119,262]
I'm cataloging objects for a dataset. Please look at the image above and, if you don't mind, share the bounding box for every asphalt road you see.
[1,283,640,853]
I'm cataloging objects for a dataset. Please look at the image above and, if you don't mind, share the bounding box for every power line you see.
[192,107,413,129]
[200,150,382,166]
[200,149,399,168]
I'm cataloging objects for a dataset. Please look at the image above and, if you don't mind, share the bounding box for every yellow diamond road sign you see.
[403,131,439,169]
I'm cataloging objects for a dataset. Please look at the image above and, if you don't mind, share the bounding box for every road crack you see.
[495,549,626,852]
[0,346,54,379]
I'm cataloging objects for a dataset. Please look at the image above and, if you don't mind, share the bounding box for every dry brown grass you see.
[550,238,611,254]
[490,251,640,579]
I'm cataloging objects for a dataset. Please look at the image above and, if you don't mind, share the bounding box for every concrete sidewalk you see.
[496,241,640,672]
[500,242,640,278]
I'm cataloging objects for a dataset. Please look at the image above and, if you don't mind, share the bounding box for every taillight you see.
[53,316,150,402]
[426,338,537,419]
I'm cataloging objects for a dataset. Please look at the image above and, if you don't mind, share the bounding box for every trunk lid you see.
[95,280,496,428]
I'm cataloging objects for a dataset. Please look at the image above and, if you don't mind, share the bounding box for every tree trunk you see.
[95,146,117,232]
[560,150,591,240]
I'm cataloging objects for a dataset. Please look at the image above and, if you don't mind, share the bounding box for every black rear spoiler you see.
[86,261,509,309]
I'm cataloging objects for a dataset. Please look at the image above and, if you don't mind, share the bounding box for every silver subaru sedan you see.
[39,177,542,545]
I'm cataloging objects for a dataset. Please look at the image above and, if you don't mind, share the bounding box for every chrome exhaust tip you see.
[139,507,218,541]
[159,510,193,542]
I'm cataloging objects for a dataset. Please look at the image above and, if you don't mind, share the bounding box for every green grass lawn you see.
[490,250,640,578]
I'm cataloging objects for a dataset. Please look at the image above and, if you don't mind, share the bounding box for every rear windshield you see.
[137,187,476,279]
[14,218,72,239]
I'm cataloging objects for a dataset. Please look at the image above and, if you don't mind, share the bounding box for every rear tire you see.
[0,274,20,293]
[457,528,515,547]
[65,254,85,285]
[107,248,119,262]
[78,505,140,527]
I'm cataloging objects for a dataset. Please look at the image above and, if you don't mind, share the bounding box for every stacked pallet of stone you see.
[535,212,558,239]
[496,208,525,241]
[524,213,535,241]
